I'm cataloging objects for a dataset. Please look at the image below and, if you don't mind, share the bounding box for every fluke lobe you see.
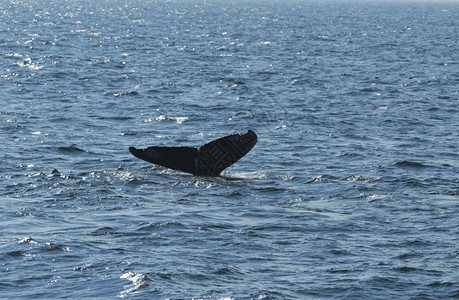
[129,130,257,176]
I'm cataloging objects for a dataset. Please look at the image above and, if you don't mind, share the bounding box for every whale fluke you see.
[129,130,257,176]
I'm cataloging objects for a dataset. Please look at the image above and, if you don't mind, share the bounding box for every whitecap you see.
[19,236,37,244]
[346,175,381,182]
[16,57,43,70]
[146,115,188,123]
[223,171,268,180]
[118,272,151,298]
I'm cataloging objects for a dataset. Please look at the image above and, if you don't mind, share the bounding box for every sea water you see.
[1,0,458,298]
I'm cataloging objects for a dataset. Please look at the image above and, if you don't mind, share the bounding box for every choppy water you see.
[1,0,458,299]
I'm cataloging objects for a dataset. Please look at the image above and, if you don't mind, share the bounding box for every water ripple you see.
[1,0,457,299]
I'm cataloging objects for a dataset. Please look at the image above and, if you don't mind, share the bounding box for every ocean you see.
[1,0,458,298]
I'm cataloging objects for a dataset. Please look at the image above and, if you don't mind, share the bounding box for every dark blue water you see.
[1,0,458,298]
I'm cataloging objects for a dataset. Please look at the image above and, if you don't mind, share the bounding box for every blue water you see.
[1,0,458,298]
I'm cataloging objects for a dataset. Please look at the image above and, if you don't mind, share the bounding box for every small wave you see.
[223,171,268,180]
[306,174,339,183]
[43,242,71,252]
[92,227,117,236]
[46,169,75,180]
[145,115,188,124]
[6,250,26,257]
[337,152,361,158]
[392,266,423,273]
[96,116,133,121]
[395,161,429,168]
[18,236,37,244]
[57,146,85,154]
[118,272,151,298]
[347,175,381,182]
[79,169,134,183]
[279,174,296,181]
[113,91,139,97]
[15,57,43,70]
[428,281,457,288]
[137,220,183,231]
[18,237,70,252]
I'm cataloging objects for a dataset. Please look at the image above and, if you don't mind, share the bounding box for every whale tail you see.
[129,130,257,176]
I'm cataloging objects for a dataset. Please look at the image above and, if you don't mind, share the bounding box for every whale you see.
[129,130,257,176]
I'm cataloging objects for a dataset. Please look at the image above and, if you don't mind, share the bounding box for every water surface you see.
[1,0,458,298]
